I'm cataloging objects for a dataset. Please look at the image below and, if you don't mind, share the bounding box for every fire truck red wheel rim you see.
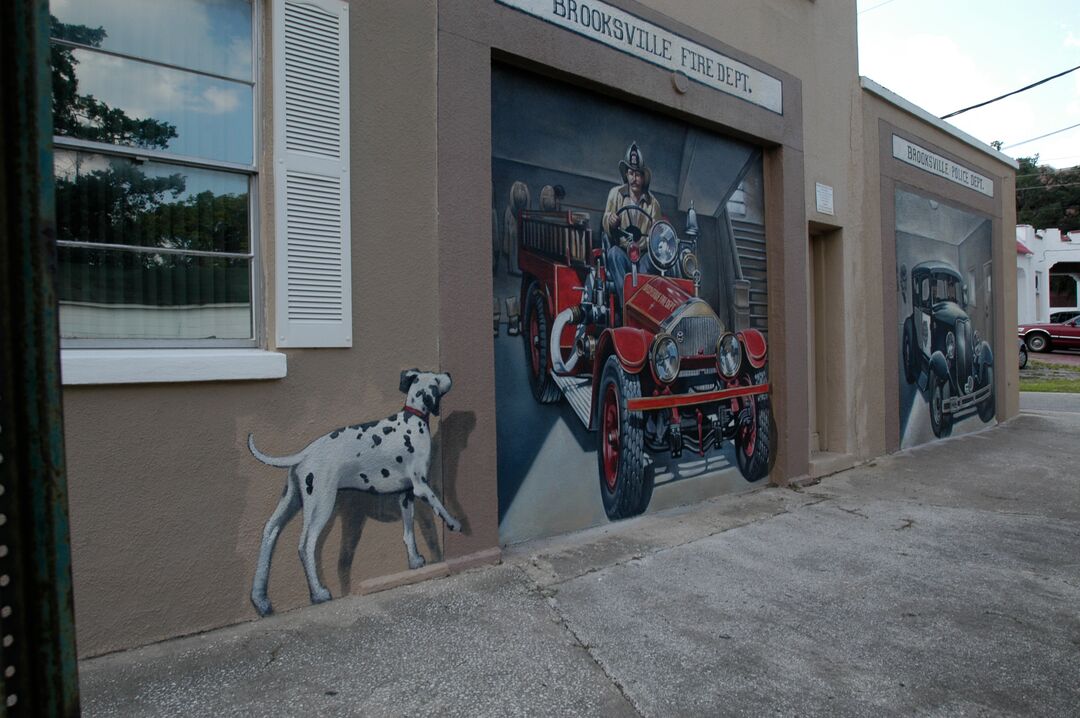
[739,381,757,456]
[601,383,620,493]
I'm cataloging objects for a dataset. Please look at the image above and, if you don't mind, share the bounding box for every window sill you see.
[61,349,287,386]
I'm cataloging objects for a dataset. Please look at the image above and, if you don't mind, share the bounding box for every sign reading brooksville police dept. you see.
[892,135,994,198]
[497,0,783,114]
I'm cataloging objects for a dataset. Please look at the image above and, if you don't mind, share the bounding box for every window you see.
[51,0,257,346]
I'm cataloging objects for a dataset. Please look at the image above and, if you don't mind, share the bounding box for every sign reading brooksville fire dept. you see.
[497,0,783,114]
[892,135,994,198]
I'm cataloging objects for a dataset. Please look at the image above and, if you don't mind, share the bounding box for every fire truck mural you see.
[895,188,996,449]
[492,67,775,543]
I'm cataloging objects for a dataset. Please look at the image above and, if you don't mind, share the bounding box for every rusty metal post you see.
[0,0,81,715]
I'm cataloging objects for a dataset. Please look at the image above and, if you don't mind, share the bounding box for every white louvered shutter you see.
[273,0,351,347]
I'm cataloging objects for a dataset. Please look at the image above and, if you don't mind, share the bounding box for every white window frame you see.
[54,1,291,384]
[53,0,263,352]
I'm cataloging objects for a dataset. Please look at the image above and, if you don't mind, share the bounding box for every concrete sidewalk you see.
[79,410,1080,717]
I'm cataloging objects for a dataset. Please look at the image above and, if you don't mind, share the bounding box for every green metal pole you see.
[0,0,81,714]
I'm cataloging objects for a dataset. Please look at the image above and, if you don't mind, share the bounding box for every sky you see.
[857,0,1080,169]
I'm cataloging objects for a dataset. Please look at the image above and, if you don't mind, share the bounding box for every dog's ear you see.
[399,369,419,394]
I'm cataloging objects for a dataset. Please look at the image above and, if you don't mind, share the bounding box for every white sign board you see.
[815,182,834,216]
[892,135,994,198]
[497,0,783,114]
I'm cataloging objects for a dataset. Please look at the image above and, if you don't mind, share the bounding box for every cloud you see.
[75,50,245,118]
[1065,31,1080,48]
[202,86,241,115]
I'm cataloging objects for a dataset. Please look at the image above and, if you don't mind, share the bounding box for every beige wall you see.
[66,0,1011,657]
[63,0,458,658]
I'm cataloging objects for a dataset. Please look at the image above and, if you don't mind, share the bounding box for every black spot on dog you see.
[406,429,411,435]
[420,495,430,505]
[382,426,395,435]
[361,420,378,431]
[359,473,367,480]
[401,492,413,509]
[381,468,390,478]
[418,425,424,435]
[330,430,340,439]
[305,473,314,495]
[366,487,378,494]
[371,435,382,447]
[396,456,403,463]
[403,435,414,453]
[348,424,360,430]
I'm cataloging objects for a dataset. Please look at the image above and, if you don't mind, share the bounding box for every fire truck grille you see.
[671,315,721,357]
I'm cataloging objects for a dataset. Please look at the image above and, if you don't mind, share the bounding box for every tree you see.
[50,16,178,149]
[1015,156,1080,233]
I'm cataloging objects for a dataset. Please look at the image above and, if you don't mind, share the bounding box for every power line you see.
[1003,122,1080,150]
[940,64,1080,119]
[858,0,900,14]
[1015,181,1080,193]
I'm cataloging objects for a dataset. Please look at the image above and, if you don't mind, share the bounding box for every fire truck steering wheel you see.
[613,204,653,250]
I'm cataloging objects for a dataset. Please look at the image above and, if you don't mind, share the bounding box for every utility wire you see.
[940,64,1080,119]
[1015,181,1080,192]
[858,0,900,14]
[1003,122,1080,150]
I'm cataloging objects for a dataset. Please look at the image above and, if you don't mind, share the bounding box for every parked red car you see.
[1018,316,1080,353]
[518,201,772,521]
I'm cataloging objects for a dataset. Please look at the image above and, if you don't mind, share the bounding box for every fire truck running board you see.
[552,373,593,427]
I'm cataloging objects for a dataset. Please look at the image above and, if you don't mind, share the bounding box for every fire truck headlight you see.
[716,332,742,379]
[651,334,680,384]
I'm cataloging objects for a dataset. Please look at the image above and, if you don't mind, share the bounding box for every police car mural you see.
[895,188,995,447]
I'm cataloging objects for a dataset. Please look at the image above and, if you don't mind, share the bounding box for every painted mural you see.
[896,188,995,448]
[246,370,459,616]
[492,66,774,544]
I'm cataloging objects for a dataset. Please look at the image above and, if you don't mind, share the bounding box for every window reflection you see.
[54,47,253,164]
[51,0,257,345]
[57,247,253,340]
[55,150,250,254]
[51,0,252,81]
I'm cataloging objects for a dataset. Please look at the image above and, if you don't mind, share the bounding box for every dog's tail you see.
[248,433,307,468]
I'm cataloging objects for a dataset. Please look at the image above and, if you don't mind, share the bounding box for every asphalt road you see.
[79,407,1080,717]
[1023,347,1080,366]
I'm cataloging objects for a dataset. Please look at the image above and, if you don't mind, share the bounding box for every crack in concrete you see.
[532,502,813,590]
[515,564,645,717]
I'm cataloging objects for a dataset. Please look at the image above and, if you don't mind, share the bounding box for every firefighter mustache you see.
[603,141,663,311]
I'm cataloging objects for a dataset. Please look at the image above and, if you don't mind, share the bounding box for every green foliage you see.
[50,16,178,149]
[1016,155,1080,233]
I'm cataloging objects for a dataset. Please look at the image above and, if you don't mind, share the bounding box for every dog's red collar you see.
[403,405,429,423]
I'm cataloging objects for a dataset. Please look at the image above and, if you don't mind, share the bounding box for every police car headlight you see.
[651,334,680,384]
[648,221,679,270]
[946,331,956,361]
[716,332,742,379]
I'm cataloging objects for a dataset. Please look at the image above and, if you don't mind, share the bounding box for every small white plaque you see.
[892,135,994,198]
[815,182,834,216]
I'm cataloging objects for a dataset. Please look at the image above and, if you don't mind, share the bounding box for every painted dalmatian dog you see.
[247,369,459,616]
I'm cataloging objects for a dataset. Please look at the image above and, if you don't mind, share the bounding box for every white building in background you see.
[1016,225,1080,324]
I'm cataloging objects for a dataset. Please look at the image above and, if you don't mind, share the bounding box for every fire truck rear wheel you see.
[597,356,647,520]
[523,283,561,404]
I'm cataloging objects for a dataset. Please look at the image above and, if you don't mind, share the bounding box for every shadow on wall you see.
[332,409,478,596]
[432,410,478,537]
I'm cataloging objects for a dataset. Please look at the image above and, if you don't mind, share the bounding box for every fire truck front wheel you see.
[597,356,649,520]
[523,283,561,404]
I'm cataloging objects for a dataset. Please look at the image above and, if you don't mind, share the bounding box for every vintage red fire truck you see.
[517,200,773,520]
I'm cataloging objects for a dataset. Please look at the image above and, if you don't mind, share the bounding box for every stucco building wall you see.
[60,0,1015,657]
